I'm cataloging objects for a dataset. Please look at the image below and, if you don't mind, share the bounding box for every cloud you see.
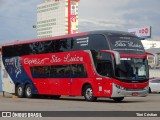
[0,0,159,44]
[78,0,131,32]
[0,0,43,44]
[121,0,160,39]
[0,0,6,6]
[79,0,129,18]
[78,0,130,32]
[78,0,160,40]
[79,18,126,32]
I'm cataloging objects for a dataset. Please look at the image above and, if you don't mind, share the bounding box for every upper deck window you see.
[71,34,109,51]
[89,34,109,50]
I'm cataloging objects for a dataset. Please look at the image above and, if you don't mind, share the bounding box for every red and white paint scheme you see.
[1,30,149,102]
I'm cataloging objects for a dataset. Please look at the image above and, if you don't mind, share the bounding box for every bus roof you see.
[2,32,88,47]
[2,30,137,47]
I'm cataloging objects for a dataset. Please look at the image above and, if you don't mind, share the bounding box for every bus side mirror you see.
[100,50,121,65]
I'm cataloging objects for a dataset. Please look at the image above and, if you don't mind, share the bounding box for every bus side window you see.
[30,64,87,78]
[96,52,113,77]
[71,36,89,51]
[55,39,71,52]
[30,66,49,78]
[70,64,87,78]
[89,34,109,50]
[2,46,14,57]
[29,41,56,54]
[96,62,113,77]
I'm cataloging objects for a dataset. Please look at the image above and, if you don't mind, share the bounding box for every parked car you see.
[149,77,160,93]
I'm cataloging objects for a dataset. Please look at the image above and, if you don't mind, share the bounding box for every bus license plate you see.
[132,92,138,96]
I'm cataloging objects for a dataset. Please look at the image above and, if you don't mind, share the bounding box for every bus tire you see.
[148,87,151,93]
[16,84,25,98]
[25,84,33,98]
[113,97,124,102]
[83,85,97,102]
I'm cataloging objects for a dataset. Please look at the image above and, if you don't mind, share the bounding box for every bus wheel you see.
[25,84,33,98]
[83,85,97,102]
[113,97,124,102]
[16,84,24,98]
[148,87,151,93]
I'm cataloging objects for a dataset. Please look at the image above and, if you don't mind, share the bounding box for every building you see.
[142,40,160,49]
[37,0,79,38]
[146,47,160,77]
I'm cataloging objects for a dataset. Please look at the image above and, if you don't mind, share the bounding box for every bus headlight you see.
[115,84,126,90]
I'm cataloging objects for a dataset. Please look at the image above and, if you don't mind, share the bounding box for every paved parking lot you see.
[0,92,160,120]
[0,92,160,111]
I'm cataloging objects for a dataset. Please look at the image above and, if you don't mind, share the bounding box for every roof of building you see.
[146,48,160,54]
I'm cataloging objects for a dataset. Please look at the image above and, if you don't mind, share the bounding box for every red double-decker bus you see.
[1,30,149,102]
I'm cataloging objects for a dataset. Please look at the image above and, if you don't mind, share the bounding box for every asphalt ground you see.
[0,92,160,111]
[0,92,160,120]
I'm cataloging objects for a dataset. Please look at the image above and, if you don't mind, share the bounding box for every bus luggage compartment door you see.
[1,63,15,94]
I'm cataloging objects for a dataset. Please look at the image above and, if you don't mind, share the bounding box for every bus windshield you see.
[108,35,145,54]
[115,58,149,81]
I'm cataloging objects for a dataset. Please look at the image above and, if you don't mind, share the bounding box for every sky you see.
[0,0,160,45]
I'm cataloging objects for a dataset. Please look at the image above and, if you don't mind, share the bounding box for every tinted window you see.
[89,34,109,50]
[29,41,55,54]
[70,64,87,78]
[2,46,13,57]
[29,38,71,54]
[30,64,87,78]
[2,34,109,57]
[2,38,71,57]
[30,65,70,78]
[91,51,113,77]
[108,35,145,54]
[2,44,30,57]
[55,39,71,52]
[71,34,109,51]
[50,65,70,78]
[71,36,89,50]
[30,66,50,78]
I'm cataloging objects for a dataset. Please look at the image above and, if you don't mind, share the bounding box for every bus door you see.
[69,64,87,96]
[57,65,71,95]
[57,64,87,96]
[95,61,113,96]
[95,52,114,96]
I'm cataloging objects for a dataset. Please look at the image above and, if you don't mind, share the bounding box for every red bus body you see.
[1,30,149,102]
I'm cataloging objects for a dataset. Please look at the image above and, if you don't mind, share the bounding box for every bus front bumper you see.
[111,83,148,97]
